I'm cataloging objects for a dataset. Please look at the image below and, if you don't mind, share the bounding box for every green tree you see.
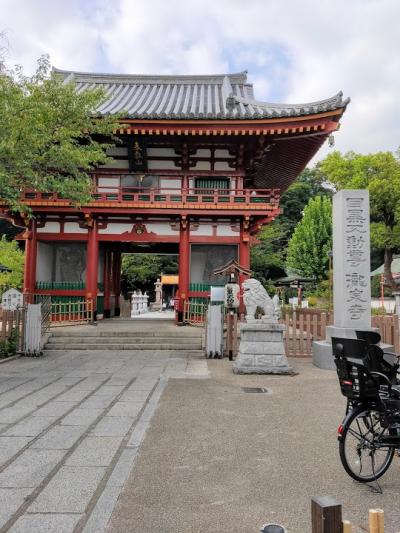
[286,196,332,281]
[121,254,178,294]
[0,55,120,212]
[320,151,400,288]
[0,237,24,294]
[250,167,332,284]
[250,222,286,285]
[279,167,332,234]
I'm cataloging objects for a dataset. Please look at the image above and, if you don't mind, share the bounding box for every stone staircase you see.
[44,327,204,356]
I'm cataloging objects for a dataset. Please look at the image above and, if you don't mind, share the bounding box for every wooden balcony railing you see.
[22,187,280,209]
[94,187,279,206]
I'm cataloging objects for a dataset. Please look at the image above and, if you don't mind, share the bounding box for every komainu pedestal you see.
[233,321,293,374]
[233,278,293,374]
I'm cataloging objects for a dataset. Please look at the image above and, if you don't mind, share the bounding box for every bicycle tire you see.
[339,407,395,483]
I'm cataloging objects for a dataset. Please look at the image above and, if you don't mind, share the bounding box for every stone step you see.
[47,336,202,345]
[42,349,205,357]
[44,343,202,351]
[50,330,201,338]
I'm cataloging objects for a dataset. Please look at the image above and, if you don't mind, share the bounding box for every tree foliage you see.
[0,55,120,212]
[319,150,400,287]
[250,168,332,284]
[250,222,286,285]
[121,254,178,294]
[286,196,332,281]
[0,237,24,294]
[279,167,332,234]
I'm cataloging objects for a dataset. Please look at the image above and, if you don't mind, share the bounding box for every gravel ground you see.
[108,358,400,533]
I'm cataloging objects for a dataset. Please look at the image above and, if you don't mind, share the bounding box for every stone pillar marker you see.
[313,189,376,369]
[333,189,371,330]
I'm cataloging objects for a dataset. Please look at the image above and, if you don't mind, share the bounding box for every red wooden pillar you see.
[239,219,250,282]
[23,219,37,302]
[86,219,99,318]
[113,252,122,316]
[182,173,189,192]
[239,218,251,314]
[103,249,111,318]
[178,216,190,322]
[236,175,244,192]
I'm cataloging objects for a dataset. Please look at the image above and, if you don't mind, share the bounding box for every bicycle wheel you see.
[339,407,395,483]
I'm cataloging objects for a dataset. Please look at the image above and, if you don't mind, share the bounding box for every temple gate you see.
[3,70,348,320]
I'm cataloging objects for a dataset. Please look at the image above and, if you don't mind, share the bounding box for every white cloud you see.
[2,0,400,161]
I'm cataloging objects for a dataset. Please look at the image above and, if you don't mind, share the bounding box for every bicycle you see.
[333,335,400,484]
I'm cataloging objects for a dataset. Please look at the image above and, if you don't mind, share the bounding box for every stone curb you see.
[0,354,20,365]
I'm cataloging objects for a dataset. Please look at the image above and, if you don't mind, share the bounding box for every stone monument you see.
[233,279,293,374]
[313,190,378,369]
[1,289,23,311]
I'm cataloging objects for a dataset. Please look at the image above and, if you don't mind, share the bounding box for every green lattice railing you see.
[36,281,85,290]
[35,282,105,291]
[189,282,225,292]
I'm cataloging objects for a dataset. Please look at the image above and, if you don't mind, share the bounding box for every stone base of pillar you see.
[312,340,337,370]
[393,292,400,315]
[233,322,293,374]
[313,325,392,370]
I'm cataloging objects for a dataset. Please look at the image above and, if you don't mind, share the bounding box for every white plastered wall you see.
[160,178,181,193]
[36,242,53,282]
[37,221,60,233]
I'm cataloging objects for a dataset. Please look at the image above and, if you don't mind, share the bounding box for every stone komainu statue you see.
[243,278,279,322]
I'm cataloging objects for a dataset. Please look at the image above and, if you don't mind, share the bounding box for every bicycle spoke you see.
[347,427,365,441]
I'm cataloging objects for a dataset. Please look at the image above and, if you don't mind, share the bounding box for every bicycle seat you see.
[332,337,369,360]
[391,385,400,398]
[366,344,398,383]
[356,330,381,345]
[356,330,399,366]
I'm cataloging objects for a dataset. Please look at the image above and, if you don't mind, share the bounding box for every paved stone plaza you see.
[0,321,207,532]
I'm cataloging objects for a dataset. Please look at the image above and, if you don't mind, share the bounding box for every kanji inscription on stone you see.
[333,190,371,329]
[1,289,23,311]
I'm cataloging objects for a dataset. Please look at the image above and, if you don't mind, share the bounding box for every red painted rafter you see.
[116,111,343,136]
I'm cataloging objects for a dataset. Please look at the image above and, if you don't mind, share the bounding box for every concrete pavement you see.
[108,359,400,533]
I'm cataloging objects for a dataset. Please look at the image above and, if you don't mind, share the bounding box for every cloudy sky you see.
[2,0,399,163]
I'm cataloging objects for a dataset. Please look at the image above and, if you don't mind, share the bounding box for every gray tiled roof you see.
[54,68,349,120]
